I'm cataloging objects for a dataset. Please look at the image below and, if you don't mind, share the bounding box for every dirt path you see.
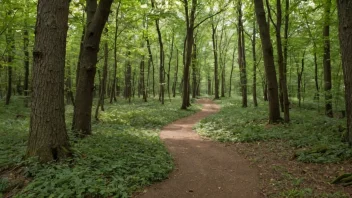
[136,99,260,198]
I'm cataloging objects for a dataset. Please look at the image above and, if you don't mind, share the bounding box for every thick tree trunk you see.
[73,0,113,137]
[254,0,281,123]
[323,0,333,117]
[337,0,352,144]
[27,0,71,162]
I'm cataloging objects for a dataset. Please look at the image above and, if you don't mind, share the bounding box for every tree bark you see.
[238,0,247,107]
[181,0,197,109]
[27,0,71,162]
[167,31,174,100]
[252,20,258,107]
[151,0,165,104]
[172,49,179,97]
[192,42,197,99]
[23,6,30,100]
[212,21,220,100]
[337,0,352,144]
[254,0,281,123]
[72,0,113,137]
[101,41,108,110]
[229,44,235,97]
[323,0,333,118]
[110,1,121,103]
[275,0,290,122]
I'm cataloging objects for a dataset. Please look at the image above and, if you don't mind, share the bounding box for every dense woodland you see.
[1,0,352,197]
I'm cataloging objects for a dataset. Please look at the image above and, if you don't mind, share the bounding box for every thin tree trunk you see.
[168,31,174,100]
[212,21,220,100]
[151,0,164,104]
[192,42,197,99]
[252,20,258,107]
[229,45,235,97]
[110,1,121,103]
[323,0,333,117]
[172,49,179,97]
[23,4,30,103]
[5,15,14,106]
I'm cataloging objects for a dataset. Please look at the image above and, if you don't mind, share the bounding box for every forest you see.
[1,0,352,197]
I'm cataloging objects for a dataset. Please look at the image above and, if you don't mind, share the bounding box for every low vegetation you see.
[0,97,199,197]
[196,98,351,163]
[195,97,352,197]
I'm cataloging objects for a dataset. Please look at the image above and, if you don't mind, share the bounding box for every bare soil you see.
[136,99,261,198]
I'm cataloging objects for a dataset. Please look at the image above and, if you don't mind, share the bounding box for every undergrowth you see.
[195,98,352,163]
[0,97,199,197]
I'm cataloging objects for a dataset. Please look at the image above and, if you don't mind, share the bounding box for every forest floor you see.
[195,98,352,198]
[135,99,261,198]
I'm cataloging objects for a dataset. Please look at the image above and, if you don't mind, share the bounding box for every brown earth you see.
[135,99,261,198]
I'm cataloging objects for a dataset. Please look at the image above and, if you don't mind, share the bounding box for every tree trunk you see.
[229,45,235,97]
[212,21,220,100]
[252,20,258,107]
[238,1,247,107]
[168,32,174,100]
[27,0,71,162]
[172,49,179,97]
[146,36,155,98]
[110,1,121,103]
[297,52,305,107]
[337,0,352,144]
[254,0,281,123]
[192,42,197,99]
[72,0,113,137]
[23,8,30,101]
[275,0,290,122]
[323,0,333,118]
[151,0,165,104]
[181,0,197,109]
[100,41,108,111]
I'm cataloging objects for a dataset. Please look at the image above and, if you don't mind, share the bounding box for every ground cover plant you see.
[0,97,199,198]
[196,97,352,197]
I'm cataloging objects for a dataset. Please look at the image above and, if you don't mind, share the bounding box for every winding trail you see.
[137,99,260,198]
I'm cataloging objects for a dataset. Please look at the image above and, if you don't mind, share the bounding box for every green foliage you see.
[195,98,352,163]
[279,188,348,198]
[0,97,199,197]
[0,98,29,169]
[0,178,9,193]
